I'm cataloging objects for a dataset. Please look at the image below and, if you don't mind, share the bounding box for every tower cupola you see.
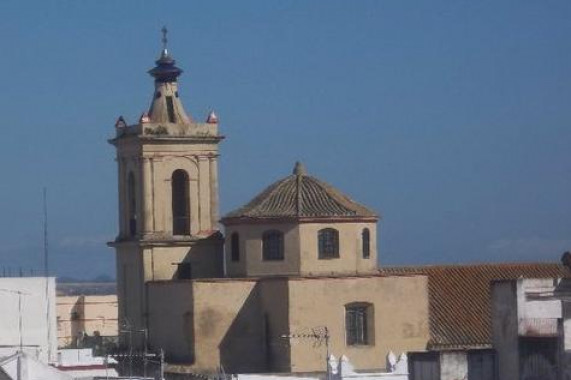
[148,27,183,83]
[147,27,192,124]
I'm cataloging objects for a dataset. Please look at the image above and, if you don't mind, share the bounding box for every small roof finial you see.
[293,161,307,176]
[161,26,168,52]
[206,110,219,124]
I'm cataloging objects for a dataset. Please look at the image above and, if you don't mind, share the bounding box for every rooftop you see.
[381,262,569,349]
[222,162,378,222]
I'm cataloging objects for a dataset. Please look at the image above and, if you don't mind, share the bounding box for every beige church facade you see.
[109,33,430,374]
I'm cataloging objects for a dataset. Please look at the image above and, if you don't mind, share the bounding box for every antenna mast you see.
[43,187,52,361]
[43,188,49,277]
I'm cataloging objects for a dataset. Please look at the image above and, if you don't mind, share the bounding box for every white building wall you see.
[493,277,570,380]
[439,351,468,380]
[0,277,57,363]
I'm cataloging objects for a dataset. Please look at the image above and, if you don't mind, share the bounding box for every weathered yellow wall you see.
[147,275,428,374]
[116,246,145,341]
[287,275,429,372]
[57,295,118,347]
[192,280,265,372]
[115,139,221,239]
[147,281,195,362]
[259,278,291,372]
[225,223,300,277]
[298,222,378,276]
[57,295,82,347]
[225,221,377,278]
[147,279,266,372]
[142,242,222,282]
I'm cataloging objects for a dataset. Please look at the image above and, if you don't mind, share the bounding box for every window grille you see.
[346,304,372,345]
[262,230,284,261]
[318,228,339,259]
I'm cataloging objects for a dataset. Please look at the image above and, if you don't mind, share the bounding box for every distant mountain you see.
[58,274,115,283]
[57,282,117,296]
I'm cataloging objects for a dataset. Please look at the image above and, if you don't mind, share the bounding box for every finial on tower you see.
[293,161,307,176]
[161,26,168,56]
[149,27,183,82]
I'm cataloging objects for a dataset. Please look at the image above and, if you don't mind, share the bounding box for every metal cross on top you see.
[161,26,168,51]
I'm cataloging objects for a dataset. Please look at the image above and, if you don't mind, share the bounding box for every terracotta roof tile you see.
[381,262,569,349]
[222,162,377,221]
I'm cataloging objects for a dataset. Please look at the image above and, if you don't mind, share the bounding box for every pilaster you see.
[209,156,220,229]
[198,156,211,232]
[142,157,154,235]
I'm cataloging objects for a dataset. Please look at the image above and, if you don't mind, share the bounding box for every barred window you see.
[262,230,284,261]
[345,303,373,346]
[362,228,370,259]
[231,233,240,262]
[318,228,339,259]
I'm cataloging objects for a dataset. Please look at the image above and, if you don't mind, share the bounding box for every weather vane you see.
[161,26,168,51]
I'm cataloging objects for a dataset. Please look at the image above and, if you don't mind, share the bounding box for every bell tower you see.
[109,29,224,337]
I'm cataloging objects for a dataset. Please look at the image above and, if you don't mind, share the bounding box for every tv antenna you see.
[282,326,331,380]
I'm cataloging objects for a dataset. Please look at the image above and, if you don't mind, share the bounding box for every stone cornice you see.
[108,231,224,248]
[108,134,224,146]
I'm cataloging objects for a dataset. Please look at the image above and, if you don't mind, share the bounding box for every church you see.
[107,32,567,377]
[108,32,429,374]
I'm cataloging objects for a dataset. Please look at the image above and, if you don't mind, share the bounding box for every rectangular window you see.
[362,229,370,259]
[263,230,284,261]
[346,304,372,345]
[166,96,176,123]
[231,233,240,262]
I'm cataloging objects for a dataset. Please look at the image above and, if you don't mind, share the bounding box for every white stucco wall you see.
[439,351,468,380]
[0,277,57,363]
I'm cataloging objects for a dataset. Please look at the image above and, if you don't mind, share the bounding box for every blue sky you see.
[0,1,570,278]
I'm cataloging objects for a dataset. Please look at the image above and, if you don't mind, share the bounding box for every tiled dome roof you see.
[222,162,378,221]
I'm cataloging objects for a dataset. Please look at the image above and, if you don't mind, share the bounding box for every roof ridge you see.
[221,165,378,221]
[296,172,302,217]
[381,262,563,270]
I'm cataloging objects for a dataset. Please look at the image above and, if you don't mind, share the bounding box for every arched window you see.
[318,228,339,259]
[127,172,137,236]
[345,303,374,346]
[172,169,190,235]
[262,230,284,261]
[362,228,370,259]
[231,233,240,262]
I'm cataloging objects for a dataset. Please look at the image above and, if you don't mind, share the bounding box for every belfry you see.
[109,28,224,339]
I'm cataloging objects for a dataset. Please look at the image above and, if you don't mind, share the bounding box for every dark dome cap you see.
[148,27,183,82]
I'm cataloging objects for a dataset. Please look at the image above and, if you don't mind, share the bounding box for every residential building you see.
[492,276,571,380]
[56,295,118,347]
[385,264,568,380]
[0,277,57,363]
